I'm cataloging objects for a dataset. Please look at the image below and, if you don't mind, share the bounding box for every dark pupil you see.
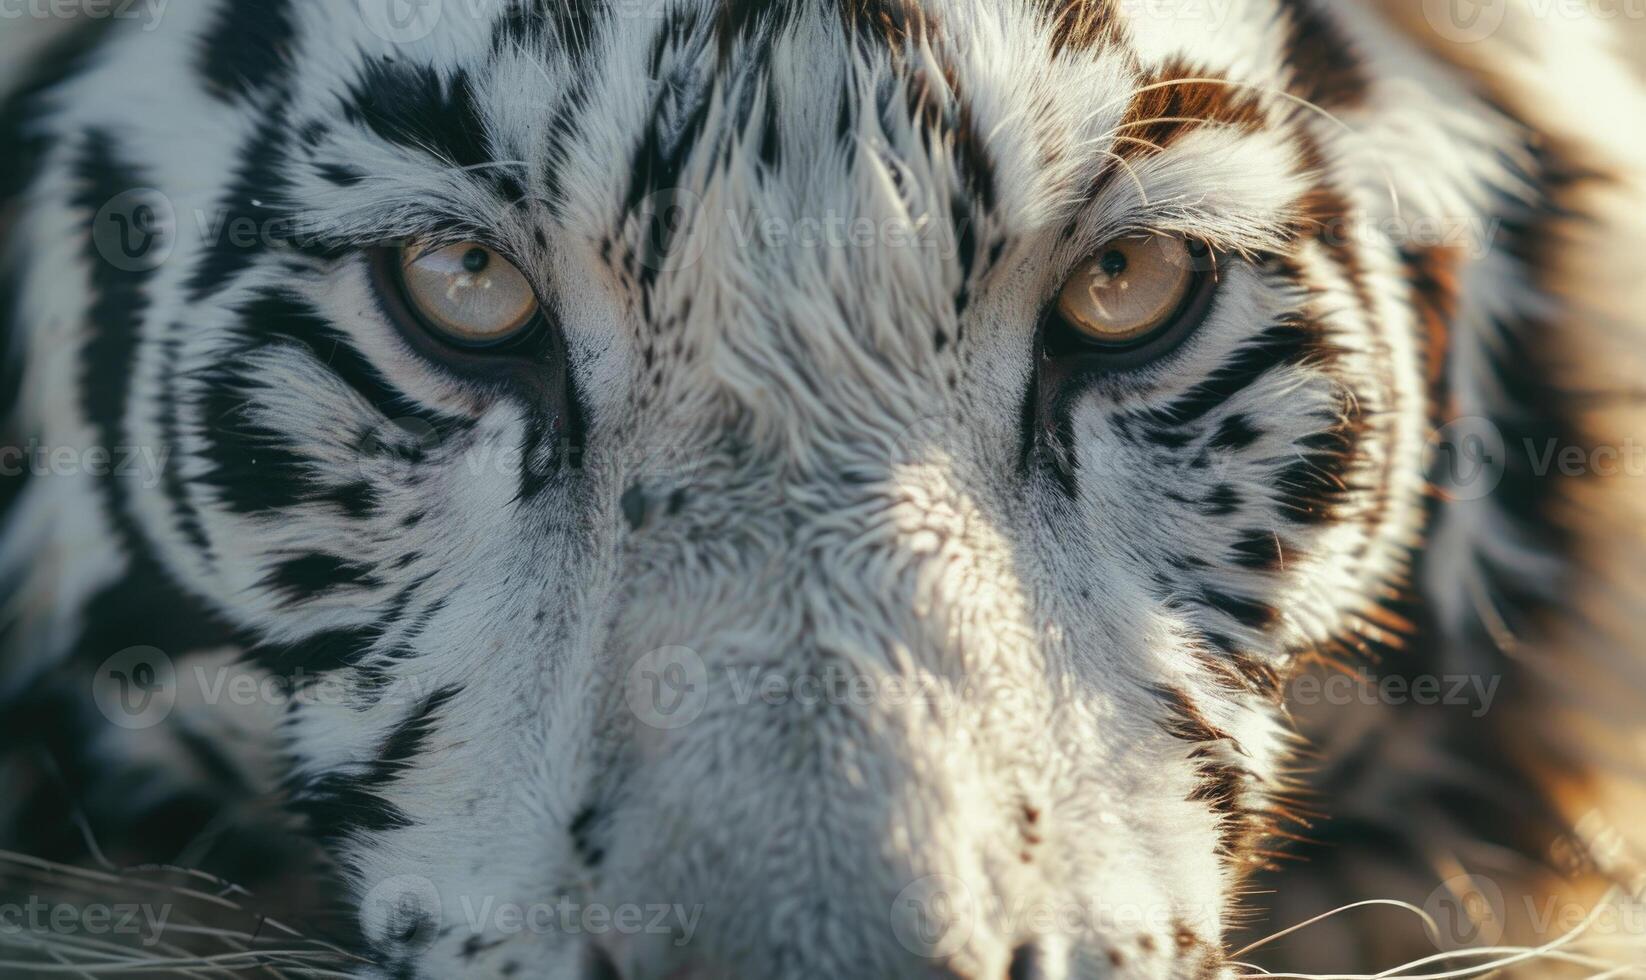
[462,247,490,274]
[1099,249,1128,277]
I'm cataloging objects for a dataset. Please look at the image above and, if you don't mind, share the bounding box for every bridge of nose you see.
[588,549,1054,979]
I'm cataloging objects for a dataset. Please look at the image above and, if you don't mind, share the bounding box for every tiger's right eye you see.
[1054,236,1207,349]
[396,241,541,347]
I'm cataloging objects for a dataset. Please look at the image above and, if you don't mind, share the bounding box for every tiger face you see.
[5,1,1638,978]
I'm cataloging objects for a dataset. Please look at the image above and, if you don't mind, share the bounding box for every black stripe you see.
[376,686,462,770]
[287,685,462,850]
[716,0,795,62]
[1271,451,1350,525]
[1273,0,1367,110]
[73,130,159,550]
[315,161,367,187]
[569,803,607,868]
[319,481,382,519]
[196,291,460,514]
[1202,483,1241,517]
[623,88,715,290]
[1229,531,1287,571]
[493,0,606,62]
[186,108,296,301]
[1143,320,1315,429]
[344,61,491,170]
[1198,589,1279,630]
[251,627,379,676]
[154,334,213,559]
[1209,414,1262,451]
[196,354,317,514]
[287,771,411,846]
[262,553,381,605]
[70,550,236,669]
[196,0,297,103]
[234,293,448,422]
[0,19,111,207]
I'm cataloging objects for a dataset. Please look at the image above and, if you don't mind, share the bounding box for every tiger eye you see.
[1056,236,1198,347]
[399,242,539,346]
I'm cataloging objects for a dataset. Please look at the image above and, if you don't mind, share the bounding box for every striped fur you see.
[2,1,1644,977]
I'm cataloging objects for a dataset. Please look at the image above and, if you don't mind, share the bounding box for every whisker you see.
[1243,888,1627,980]
[1095,150,1148,205]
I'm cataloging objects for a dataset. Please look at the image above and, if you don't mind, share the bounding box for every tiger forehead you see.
[304,0,1293,268]
[500,5,1127,168]
[593,1,1132,200]
[306,0,1286,333]
[532,1,1150,264]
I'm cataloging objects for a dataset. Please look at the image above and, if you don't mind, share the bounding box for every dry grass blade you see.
[0,848,365,979]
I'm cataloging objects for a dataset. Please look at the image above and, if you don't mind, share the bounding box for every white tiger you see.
[2,1,1645,978]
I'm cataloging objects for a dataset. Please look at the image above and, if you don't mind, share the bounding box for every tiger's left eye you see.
[1053,235,1213,352]
[397,241,539,346]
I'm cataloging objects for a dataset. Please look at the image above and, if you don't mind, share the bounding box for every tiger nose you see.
[583,942,1054,980]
